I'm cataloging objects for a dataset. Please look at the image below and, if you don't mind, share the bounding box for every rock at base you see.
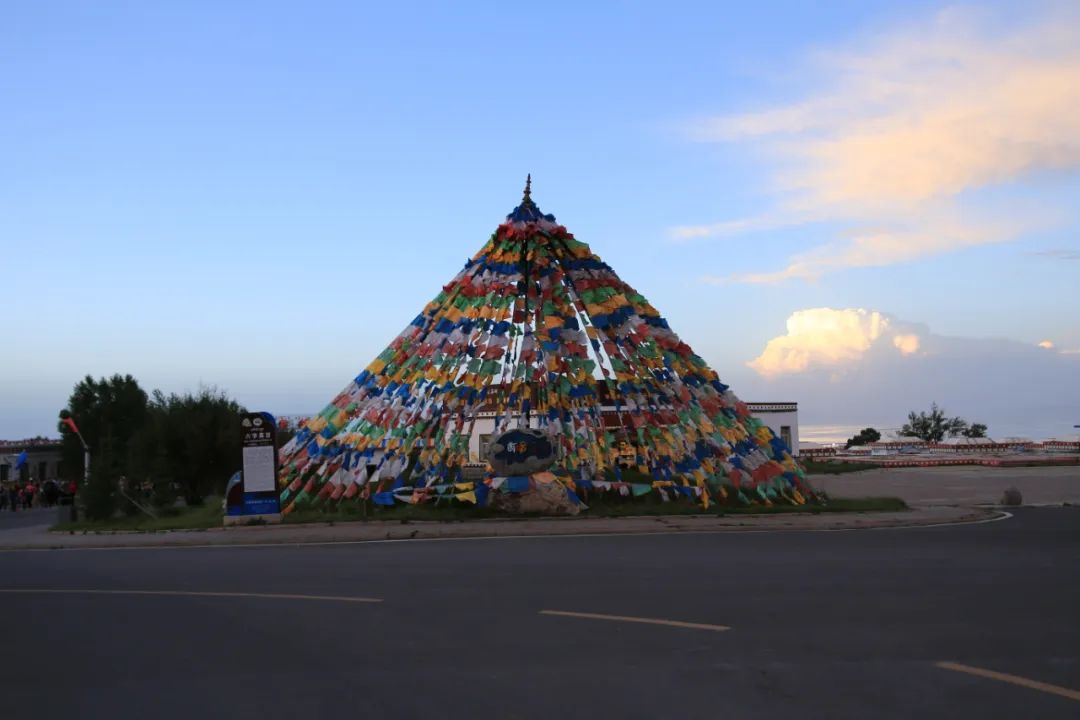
[1000,487,1023,506]
[491,476,581,516]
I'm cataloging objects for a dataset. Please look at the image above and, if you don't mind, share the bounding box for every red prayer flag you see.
[62,417,80,435]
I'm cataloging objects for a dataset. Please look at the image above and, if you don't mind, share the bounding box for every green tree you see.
[58,374,149,484]
[82,429,123,520]
[127,413,179,511]
[132,387,246,506]
[845,427,881,449]
[901,403,971,442]
[962,423,988,438]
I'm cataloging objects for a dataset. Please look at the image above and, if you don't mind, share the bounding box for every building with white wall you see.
[0,438,63,484]
[745,402,800,456]
[465,401,800,462]
[282,399,801,469]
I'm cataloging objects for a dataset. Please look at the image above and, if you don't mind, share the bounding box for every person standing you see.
[44,481,59,507]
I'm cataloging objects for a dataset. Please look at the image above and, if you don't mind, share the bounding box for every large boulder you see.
[1000,487,1023,506]
[491,474,581,516]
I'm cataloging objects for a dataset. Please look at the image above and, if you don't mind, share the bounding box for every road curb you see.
[0,506,1008,551]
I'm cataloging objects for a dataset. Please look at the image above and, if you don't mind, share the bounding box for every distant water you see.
[800,422,1079,445]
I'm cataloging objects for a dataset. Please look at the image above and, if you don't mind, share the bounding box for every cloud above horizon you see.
[749,308,891,377]
[749,308,927,378]
[749,306,1080,378]
[678,6,1080,283]
[741,306,1080,434]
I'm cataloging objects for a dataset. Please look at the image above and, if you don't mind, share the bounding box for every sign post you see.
[225,412,282,525]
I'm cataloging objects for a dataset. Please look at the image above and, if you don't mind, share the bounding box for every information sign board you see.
[228,412,281,517]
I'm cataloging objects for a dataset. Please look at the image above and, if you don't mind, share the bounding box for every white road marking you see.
[824,510,1014,532]
[937,661,1080,702]
[540,609,730,632]
[0,588,382,603]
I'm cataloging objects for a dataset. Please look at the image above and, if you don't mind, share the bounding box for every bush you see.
[151,477,179,510]
[82,457,120,521]
[61,376,246,510]
[845,427,881,449]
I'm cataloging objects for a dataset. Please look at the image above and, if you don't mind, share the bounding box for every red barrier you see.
[829,455,1078,469]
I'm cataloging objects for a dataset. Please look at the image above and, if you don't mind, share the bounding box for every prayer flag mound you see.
[279,178,816,513]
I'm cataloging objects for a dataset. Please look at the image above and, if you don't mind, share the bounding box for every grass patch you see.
[51,498,224,533]
[51,493,908,532]
[284,494,908,523]
[283,502,504,525]
[802,459,883,475]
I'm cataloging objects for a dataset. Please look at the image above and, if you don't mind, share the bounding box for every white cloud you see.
[681,7,1080,282]
[1031,248,1080,260]
[668,214,800,241]
[1038,340,1055,349]
[748,308,912,377]
[722,212,1028,283]
[893,334,921,355]
[736,306,1080,434]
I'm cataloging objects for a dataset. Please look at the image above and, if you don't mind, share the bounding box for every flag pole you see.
[61,415,90,487]
[73,432,89,523]
[77,431,90,489]
[59,412,90,521]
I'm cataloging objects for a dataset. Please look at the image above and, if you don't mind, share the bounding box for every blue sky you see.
[2,1,1078,440]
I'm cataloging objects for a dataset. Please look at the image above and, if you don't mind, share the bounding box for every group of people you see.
[0,480,70,511]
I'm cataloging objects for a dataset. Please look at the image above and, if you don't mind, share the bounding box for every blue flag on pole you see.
[14,451,28,470]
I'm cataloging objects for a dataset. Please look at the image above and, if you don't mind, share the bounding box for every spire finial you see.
[507,173,555,223]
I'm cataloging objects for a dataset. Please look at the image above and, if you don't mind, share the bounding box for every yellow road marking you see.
[540,609,729,632]
[936,661,1080,702]
[0,589,382,603]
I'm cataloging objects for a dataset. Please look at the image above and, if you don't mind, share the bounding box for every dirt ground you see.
[809,465,1080,506]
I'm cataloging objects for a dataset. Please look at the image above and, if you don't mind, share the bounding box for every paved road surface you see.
[0,508,1076,719]
[0,505,63,530]
[0,506,70,548]
[810,465,1080,505]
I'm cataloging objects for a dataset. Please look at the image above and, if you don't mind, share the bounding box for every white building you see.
[466,400,800,462]
[284,400,802,468]
[745,402,800,456]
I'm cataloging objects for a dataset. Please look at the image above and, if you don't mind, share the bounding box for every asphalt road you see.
[0,508,1076,719]
[811,465,1080,506]
[0,505,62,530]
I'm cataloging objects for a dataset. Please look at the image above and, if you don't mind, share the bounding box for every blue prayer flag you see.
[373,492,396,506]
[505,476,530,493]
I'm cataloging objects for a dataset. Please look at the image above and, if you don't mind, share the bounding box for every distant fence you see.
[827,455,1079,468]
